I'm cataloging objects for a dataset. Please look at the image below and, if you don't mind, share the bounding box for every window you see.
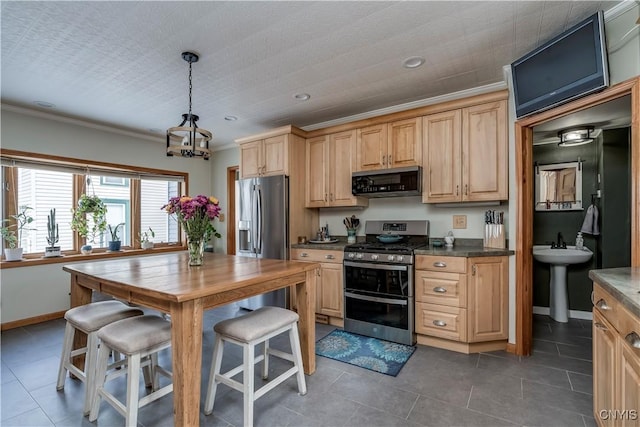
[1,150,188,259]
[140,179,179,244]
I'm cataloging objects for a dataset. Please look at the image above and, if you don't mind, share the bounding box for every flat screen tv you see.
[511,11,609,119]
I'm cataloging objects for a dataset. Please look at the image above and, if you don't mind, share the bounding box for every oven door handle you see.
[344,291,408,306]
[344,261,408,271]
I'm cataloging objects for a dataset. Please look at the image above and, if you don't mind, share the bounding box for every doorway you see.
[514,76,640,356]
[226,166,238,255]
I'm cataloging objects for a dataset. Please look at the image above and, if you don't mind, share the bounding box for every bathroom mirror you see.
[535,161,583,211]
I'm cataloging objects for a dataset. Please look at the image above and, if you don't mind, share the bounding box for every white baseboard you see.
[533,306,593,321]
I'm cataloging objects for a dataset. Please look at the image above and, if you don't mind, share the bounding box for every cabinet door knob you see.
[388,155,392,165]
[432,320,447,327]
[464,184,468,195]
[433,287,447,293]
[325,194,328,202]
[625,332,640,349]
[595,299,610,311]
[433,261,447,268]
[456,185,459,196]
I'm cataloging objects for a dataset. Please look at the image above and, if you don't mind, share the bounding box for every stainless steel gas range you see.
[343,220,429,345]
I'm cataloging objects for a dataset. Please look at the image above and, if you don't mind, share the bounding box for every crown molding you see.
[604,0,638,21]
[302,81,508,131]
[1,103,162,143]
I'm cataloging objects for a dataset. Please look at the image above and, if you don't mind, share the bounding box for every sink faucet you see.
[551,232,567,249]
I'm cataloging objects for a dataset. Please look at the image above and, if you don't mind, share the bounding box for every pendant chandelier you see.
[166,51,212,160]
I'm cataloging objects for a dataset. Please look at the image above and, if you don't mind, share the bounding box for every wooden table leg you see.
[170,299,203,426]
[70,274,92,371]
[296,268,317,375]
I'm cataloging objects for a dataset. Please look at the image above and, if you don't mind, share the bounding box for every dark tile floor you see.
[1,308,594,427]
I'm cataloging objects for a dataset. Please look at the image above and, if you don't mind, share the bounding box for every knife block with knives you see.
[483,210,506,249]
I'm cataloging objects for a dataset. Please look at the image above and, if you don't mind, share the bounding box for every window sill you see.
[0,246,186,269]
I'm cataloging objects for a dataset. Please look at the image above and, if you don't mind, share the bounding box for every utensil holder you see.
[347,229,356,244]
[484,224,506,249]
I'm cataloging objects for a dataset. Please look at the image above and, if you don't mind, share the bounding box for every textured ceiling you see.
[1,1,622,150]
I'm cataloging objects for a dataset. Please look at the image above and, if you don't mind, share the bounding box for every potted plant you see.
[138,227,155,250]
[71,194,107,254]
[2,205,35,261]
[107,222,125,252]
[44,208,61,257]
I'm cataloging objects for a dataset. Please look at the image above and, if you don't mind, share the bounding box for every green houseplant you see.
[138,227,155,249]
[44,208,61,257]
[2,205,35,261]
[71,194,107,254]
[107,222,125,251]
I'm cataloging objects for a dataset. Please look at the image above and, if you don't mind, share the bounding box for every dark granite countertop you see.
[589,267,640,319]
[414,245,514,257]
[292,237,514,257]
[291,238,351,251]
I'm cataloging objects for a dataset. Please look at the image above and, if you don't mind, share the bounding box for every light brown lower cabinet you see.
[291,249,344,327]
[415,255,508,353]
[593,282,640,427]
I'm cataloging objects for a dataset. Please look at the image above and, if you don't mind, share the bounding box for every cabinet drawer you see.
[415,255,467,273]
[415,271,467,308]
[415,302,467,341]
[291,248,343,264]
[593,283,620,331]
[619,304,640,354]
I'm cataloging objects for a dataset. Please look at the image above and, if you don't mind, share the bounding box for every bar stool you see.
[204,306,307,427]
[89,315,173,427]
[56,300,144,415]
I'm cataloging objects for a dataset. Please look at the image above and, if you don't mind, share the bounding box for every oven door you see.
[343,261,412,298]
[343,260,414,344]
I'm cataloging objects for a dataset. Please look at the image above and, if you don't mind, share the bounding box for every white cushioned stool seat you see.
[204,306,307,427]
[214,306,300,342]
[56,300,144,416]
[89,315,173,427]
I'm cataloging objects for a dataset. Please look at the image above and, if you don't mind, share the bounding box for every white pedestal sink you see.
[533,245,593,322]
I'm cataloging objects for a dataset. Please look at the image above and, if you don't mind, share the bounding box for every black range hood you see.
[352,166,422,198]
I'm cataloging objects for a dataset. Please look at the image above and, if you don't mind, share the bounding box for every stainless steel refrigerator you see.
[236,174,289,310]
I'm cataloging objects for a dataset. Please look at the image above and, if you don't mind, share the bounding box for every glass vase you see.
[187,237,205,266]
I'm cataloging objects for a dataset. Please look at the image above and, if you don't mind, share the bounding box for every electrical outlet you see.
[219,213,225,222]
[453,215,467,229]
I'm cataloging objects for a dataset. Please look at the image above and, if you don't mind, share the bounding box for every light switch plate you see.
[453,215,467,229]
[219,213,225,222]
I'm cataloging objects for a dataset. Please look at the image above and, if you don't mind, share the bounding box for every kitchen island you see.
[63,252,319,426]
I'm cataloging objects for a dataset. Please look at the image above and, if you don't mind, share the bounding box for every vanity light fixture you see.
[558,126,595,147]
[402,56,425,69]
[166,51,212,160]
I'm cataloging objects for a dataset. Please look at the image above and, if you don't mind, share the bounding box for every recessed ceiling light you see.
[33,101,55,108]
[293,93,311,101]
[402,56,425,69]
[224,115,238,121]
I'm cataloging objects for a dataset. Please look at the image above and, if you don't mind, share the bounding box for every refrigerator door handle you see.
[256,185,263,254]
[251,184,258,254]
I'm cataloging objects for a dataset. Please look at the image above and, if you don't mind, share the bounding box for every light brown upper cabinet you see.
[306,131,368,208]
[355,118,422,172]
[239,134,288,179]
[422,100,507,203]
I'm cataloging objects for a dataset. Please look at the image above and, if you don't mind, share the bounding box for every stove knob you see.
[348,253,355,259]
[397,255,404,262]
[371,254,379,261]
[388,255,396,262]
[356,253,363,259]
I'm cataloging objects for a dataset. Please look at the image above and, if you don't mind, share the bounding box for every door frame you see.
[226,166,238,255]
[514,76,640,356]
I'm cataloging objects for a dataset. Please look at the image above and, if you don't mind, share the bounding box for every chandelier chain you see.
[188,60,193,118]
